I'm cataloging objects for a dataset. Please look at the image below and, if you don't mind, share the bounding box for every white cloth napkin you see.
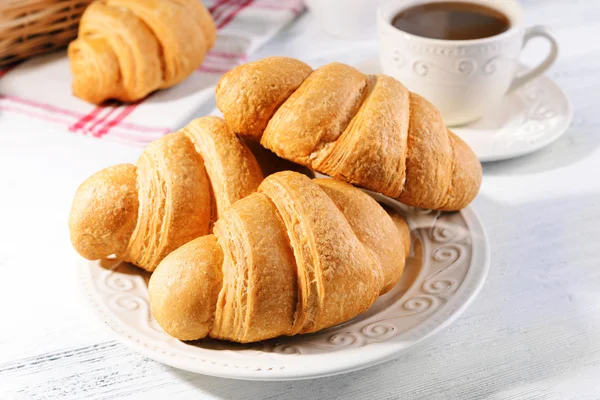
[0,0,304,146]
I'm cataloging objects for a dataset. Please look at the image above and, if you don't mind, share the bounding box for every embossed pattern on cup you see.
[378,0,557,126]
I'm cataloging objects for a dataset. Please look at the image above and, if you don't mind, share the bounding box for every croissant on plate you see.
[68,0,216,104]
[69,117,263,272]
[149,171,411,343]
[216,57,483,211]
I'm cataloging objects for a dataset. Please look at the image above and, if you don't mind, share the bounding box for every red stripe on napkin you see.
[202,52,248,72]
[198,65,236,74]
[217,0,254,29]
[208,51,246,59]
[69,106,104,134]
[0,95,81,118]
[0,105,73,126]
[208,0,229,13]
[87,107,120,137]
[211,0,236,24]
[252,0,302,14]
[95,103,140,138]
[0,95,172,134]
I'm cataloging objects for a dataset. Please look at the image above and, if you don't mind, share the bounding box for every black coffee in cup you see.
[392,1,510,40]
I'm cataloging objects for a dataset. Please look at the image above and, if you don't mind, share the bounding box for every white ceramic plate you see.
[356,57,573,162]
[77,192,490,381]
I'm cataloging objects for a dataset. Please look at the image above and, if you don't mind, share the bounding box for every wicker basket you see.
[0,0,94,67]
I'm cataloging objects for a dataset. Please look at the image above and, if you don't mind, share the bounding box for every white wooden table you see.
[1,1,599,398]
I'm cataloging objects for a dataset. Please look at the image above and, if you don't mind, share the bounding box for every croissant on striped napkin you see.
[68,0,216,104]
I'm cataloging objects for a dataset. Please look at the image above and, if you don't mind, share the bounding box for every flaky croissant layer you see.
[68,0,216,104]
[69,117,263,272]
[149,171,411,343]
[216,57,483,211]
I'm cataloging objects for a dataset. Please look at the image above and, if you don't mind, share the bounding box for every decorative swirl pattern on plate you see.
[113,294,144,311]
[520,87,558,121]
[432,244,461,263]
[361,322,396,339]
[423,278,457,295]
[432,226,455,242]
[102,270,164,335]
[102,267,135,292]
[270,343,302,355]
[431,223,470,244]
[422,242,465,296]
[403,295,438,314]
[328,332,361,347]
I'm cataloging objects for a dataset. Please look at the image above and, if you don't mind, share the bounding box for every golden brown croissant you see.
[216,57,482,211]
[69,117,263,272]
[68,0,216,104]
[149,171,411,343]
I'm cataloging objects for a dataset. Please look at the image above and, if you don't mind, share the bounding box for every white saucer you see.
[77,195,490,381]
[356,58,573,162]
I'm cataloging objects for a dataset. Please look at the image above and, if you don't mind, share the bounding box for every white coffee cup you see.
[377,0,559,126]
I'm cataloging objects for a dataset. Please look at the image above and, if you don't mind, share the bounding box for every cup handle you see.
[509,25,559,92]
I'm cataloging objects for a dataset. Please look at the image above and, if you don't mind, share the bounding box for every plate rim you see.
[76,204,490,381]
[355,57,573,163]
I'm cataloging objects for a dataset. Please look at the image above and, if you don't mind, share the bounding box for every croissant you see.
[69,117,263,272]
[216,57,483,211]
[68,0,216,104]
[149,171,411,343]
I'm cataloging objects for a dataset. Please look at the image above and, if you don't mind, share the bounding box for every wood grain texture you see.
[1,0,600,398]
